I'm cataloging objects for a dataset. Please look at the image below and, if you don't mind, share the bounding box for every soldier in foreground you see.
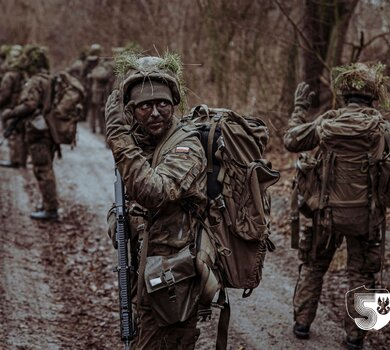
[0,44,27,168]
[105,52,207,349]
[284,63,389,350]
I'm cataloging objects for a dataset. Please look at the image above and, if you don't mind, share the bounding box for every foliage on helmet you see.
[0,44,10,58]
[114,49,186,111]
[0,45,23,70]
[89,43,101,57]
[331,62,389,110]
[22,45,50,74]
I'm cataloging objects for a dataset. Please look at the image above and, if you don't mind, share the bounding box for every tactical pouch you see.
[26,114,51,143]
[46,111,78,145]
[298,226,313,262]
[144,245,200,327]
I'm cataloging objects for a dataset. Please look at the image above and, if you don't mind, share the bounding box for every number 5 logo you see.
[345,285,390,331]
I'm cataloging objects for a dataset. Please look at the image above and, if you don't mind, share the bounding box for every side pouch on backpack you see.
[46,111,78,145]
[144,245,200,326]
[378,157,390,207]
[195,226,221,305]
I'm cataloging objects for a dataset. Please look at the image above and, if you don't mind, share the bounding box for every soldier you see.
[88,57,113,134]
[0,44,27,168]
[67,50,86,82]
[82,43,101,125]
[284,63,389,350]
[105,53,207,349]
[3,45,59,220]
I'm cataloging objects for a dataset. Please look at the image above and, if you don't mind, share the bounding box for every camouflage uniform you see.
[105,55,207,349]
[82,44,101,125]
[284,99,386,345]
[0,68,27,166]
[89,59,113,134]
[6,46,58,218]
[20,73,59,213]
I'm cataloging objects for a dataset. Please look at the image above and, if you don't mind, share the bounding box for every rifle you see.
[114,168,136,350]
[0,115,24,146]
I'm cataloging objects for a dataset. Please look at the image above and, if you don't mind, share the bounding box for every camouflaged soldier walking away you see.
[105,52,207,350]
[4,45,59,220]
[89,57,113,134]
[82,43,101,126]
[0,44,28,168]
[284,62,390,350]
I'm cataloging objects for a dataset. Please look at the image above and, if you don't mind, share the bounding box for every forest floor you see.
[0,123,388,350]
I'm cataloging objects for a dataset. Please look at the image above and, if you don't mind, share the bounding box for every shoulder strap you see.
[151,120,194,168]
[43,76,61,145]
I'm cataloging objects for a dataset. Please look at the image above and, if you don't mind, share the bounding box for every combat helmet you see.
[21,45,50,74]
[0,45,10,60]
[6,45,23,69]
[89,43,101,57]
[331,62,389,107]
[115,52,184,107]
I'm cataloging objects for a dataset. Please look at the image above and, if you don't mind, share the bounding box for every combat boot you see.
[345,337,363,350]
[293,322,310,339]
[30,209,59,220]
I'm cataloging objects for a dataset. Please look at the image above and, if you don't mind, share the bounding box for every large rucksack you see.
[153,104,280,349]
[45,71,85,145]
[290,107,389,254]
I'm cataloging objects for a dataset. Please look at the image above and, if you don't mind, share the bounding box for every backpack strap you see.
[151,119,189,167]
[136,221,149,320]
[207,113,223,173]
[290,177,300,249]
[215,289,230,350]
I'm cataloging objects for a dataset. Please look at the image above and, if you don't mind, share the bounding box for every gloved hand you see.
[107,205,118,249]
[294,82,315,110]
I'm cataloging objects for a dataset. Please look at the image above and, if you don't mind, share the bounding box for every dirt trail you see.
[0,123,384,349]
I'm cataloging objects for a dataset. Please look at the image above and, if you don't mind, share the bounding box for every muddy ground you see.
[0,123,388,350]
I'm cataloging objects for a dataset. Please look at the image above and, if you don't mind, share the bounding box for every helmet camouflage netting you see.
[331,62,390,110]
[22,45,50,73]
[114,50,186,111]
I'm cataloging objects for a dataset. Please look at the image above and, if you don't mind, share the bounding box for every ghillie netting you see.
[114,49,187,112]
[331,62,390,110]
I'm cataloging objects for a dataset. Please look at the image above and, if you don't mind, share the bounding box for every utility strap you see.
[216,291,230,350]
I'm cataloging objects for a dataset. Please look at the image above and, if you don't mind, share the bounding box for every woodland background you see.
[1,0,390,139]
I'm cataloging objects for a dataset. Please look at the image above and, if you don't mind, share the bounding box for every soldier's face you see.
[134,99,174,138]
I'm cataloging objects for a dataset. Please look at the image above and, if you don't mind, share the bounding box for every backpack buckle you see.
[163,268,177,302]
[162,268,175,286]
[216,136,225,151]
[215,194,226,210]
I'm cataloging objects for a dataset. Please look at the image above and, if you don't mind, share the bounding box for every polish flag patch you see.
[175,146,190,153]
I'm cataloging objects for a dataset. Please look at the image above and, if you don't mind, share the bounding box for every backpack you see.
[290,107,389,253]
[153,104,280,349]
[45,71,85,145]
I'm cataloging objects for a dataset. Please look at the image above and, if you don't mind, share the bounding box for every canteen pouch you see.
[144,245,200,326]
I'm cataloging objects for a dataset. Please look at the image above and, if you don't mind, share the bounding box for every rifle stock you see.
[114,168,136,349]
